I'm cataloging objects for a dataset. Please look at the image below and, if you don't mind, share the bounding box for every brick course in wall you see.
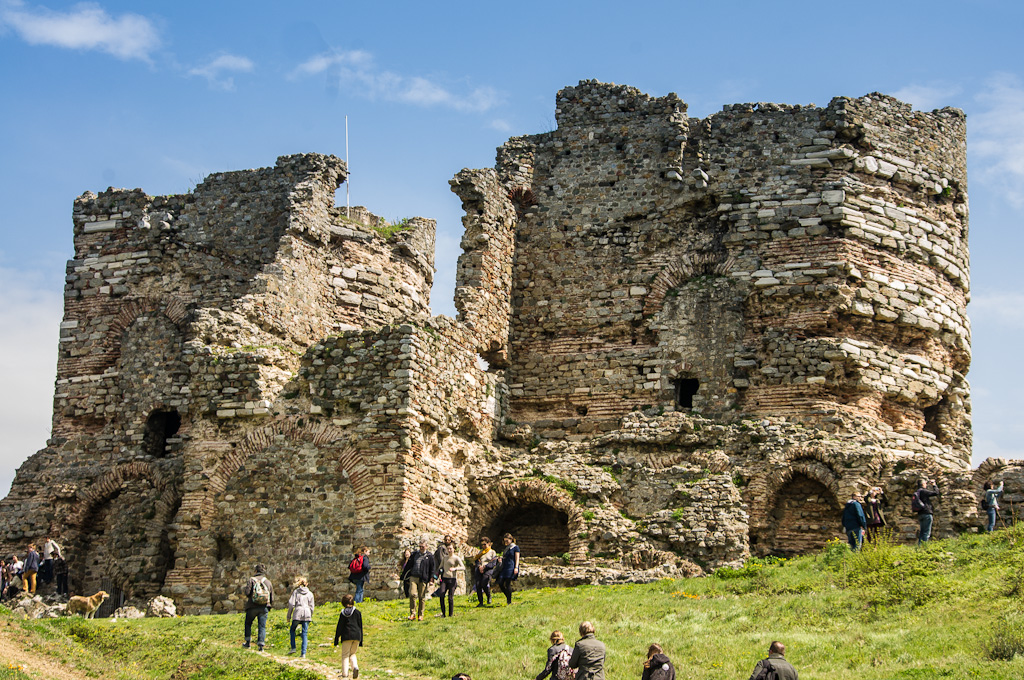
[1,82,1017,614]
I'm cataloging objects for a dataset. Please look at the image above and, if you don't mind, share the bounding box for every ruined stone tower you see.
[1,81,1014,615]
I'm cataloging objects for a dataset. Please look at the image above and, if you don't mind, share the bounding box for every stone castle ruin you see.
[2,80,1021,614]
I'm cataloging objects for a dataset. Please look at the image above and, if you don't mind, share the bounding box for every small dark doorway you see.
[673,377,699,409]
[143,409,180,458]
[482,502,570,557]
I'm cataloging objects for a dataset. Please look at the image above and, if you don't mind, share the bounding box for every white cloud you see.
[0,265,63,498]
[490,119,512,132]
[890,83,962,111]
[971,73,1024,207]
[188,53,254,91]
[0,0,159,61]
[293,49,501,114]
[970,290,1024,329]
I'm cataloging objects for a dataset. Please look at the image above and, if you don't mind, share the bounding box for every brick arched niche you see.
[204,421,366,612]
[748,460,842,558]
[68,462,181,616]
[469,480,587,560]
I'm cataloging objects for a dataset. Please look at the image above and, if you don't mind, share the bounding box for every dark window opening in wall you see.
[923,398,947,442]
[673,378,700,409]
[144,409,181,458]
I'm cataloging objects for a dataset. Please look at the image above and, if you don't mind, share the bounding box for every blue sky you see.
[1,0,1022,495]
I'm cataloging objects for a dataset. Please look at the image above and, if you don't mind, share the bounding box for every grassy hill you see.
[4,526,1024,680]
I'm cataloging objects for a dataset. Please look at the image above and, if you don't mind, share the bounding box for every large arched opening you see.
[751,472,842,557]
[481,501,570,558]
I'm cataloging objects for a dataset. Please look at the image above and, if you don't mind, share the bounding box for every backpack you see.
[981,495,992,511]
[911,490,925,514]
[753,659,779,680]
[348,555,364,576]
[251,577,270,606]
[553,647,574,680]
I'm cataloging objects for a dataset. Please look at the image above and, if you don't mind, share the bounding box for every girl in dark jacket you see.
[865,486,887,542]
[334,594,364,678]
[537,630,571,680]
[495,533,520,605]
[398,549,413,598]
[641,644,675,680]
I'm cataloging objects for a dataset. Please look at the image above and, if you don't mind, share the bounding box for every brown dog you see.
[66,590,109,618]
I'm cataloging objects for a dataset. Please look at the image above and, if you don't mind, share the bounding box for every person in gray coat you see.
[568,621,606,680]
[287,577,315,658]
[748,641,798,680]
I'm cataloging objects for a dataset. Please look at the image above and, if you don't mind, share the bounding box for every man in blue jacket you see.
[841,494,867,551]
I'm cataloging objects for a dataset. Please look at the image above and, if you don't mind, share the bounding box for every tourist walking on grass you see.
[437,537,465,618]
[22,544,40,595]
[536,630,571,680]
[334,593,363,678]
[641,644,675,680]
[568,621,605,680]
[912,479,941,544]
[983,480,1005,533]
[842,494,867,551]
[399,549,413,598]
[864,486,886,542]
[748,641,798,680]
[407,538,436,621]
[286,577,315,658]
[243,563,274,652]
[348,545,371,604]
[472,537,497,607]
[496,533,520,605]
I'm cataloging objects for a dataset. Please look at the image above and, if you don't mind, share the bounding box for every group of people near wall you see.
[841,478,1006,551]
[397,532,521,620]
[1,537,67,600]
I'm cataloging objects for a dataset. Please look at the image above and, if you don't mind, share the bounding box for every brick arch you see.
[469,479,587,561]
[745,457,842,533]
[643,253,737,317]
[69,295,191,378]
[201,418,365,528]
[68,461,181,594]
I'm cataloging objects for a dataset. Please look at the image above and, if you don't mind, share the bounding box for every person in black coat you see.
[334,594,364,678]
[641,644,675,680]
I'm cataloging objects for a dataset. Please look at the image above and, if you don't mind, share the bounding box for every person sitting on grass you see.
[641,644,675,680]
[568,621,605,680]
[748,641,797,680]
[536,630,571,680]
[334,593,363,678]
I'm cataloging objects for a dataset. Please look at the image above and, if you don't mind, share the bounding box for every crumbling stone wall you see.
[0,81,1008,614]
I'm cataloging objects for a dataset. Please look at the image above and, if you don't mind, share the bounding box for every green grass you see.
[7,528,1024,679]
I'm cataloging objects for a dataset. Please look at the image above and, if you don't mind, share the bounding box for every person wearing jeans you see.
[913,479,941,544]
[841,495,867,551]
[287,577,315,658]
[984,481,1005,532]
[243,564,274,652]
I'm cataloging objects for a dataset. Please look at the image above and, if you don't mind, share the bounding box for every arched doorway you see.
[752,473,841,557]
[481,501,570,557]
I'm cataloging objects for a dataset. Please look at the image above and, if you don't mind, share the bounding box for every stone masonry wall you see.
[0,82,1005,615]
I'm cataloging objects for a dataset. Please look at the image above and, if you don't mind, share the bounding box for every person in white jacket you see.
[287,577,316,658]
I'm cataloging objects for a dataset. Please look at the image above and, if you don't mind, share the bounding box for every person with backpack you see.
[641,643,675,680]
[348,546,371,603]
[841,494,867,551]
[748,641,798,680]
[912,479,941,544]
[243,563,274,652]
[334,593,364,678]
[53,549,69,597]
[982,480,1005,532]
[286,576,315,658]
[568,621,605,680]
[536,630,572,680]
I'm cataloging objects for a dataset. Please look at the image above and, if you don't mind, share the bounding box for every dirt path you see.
[0,622,93,680]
